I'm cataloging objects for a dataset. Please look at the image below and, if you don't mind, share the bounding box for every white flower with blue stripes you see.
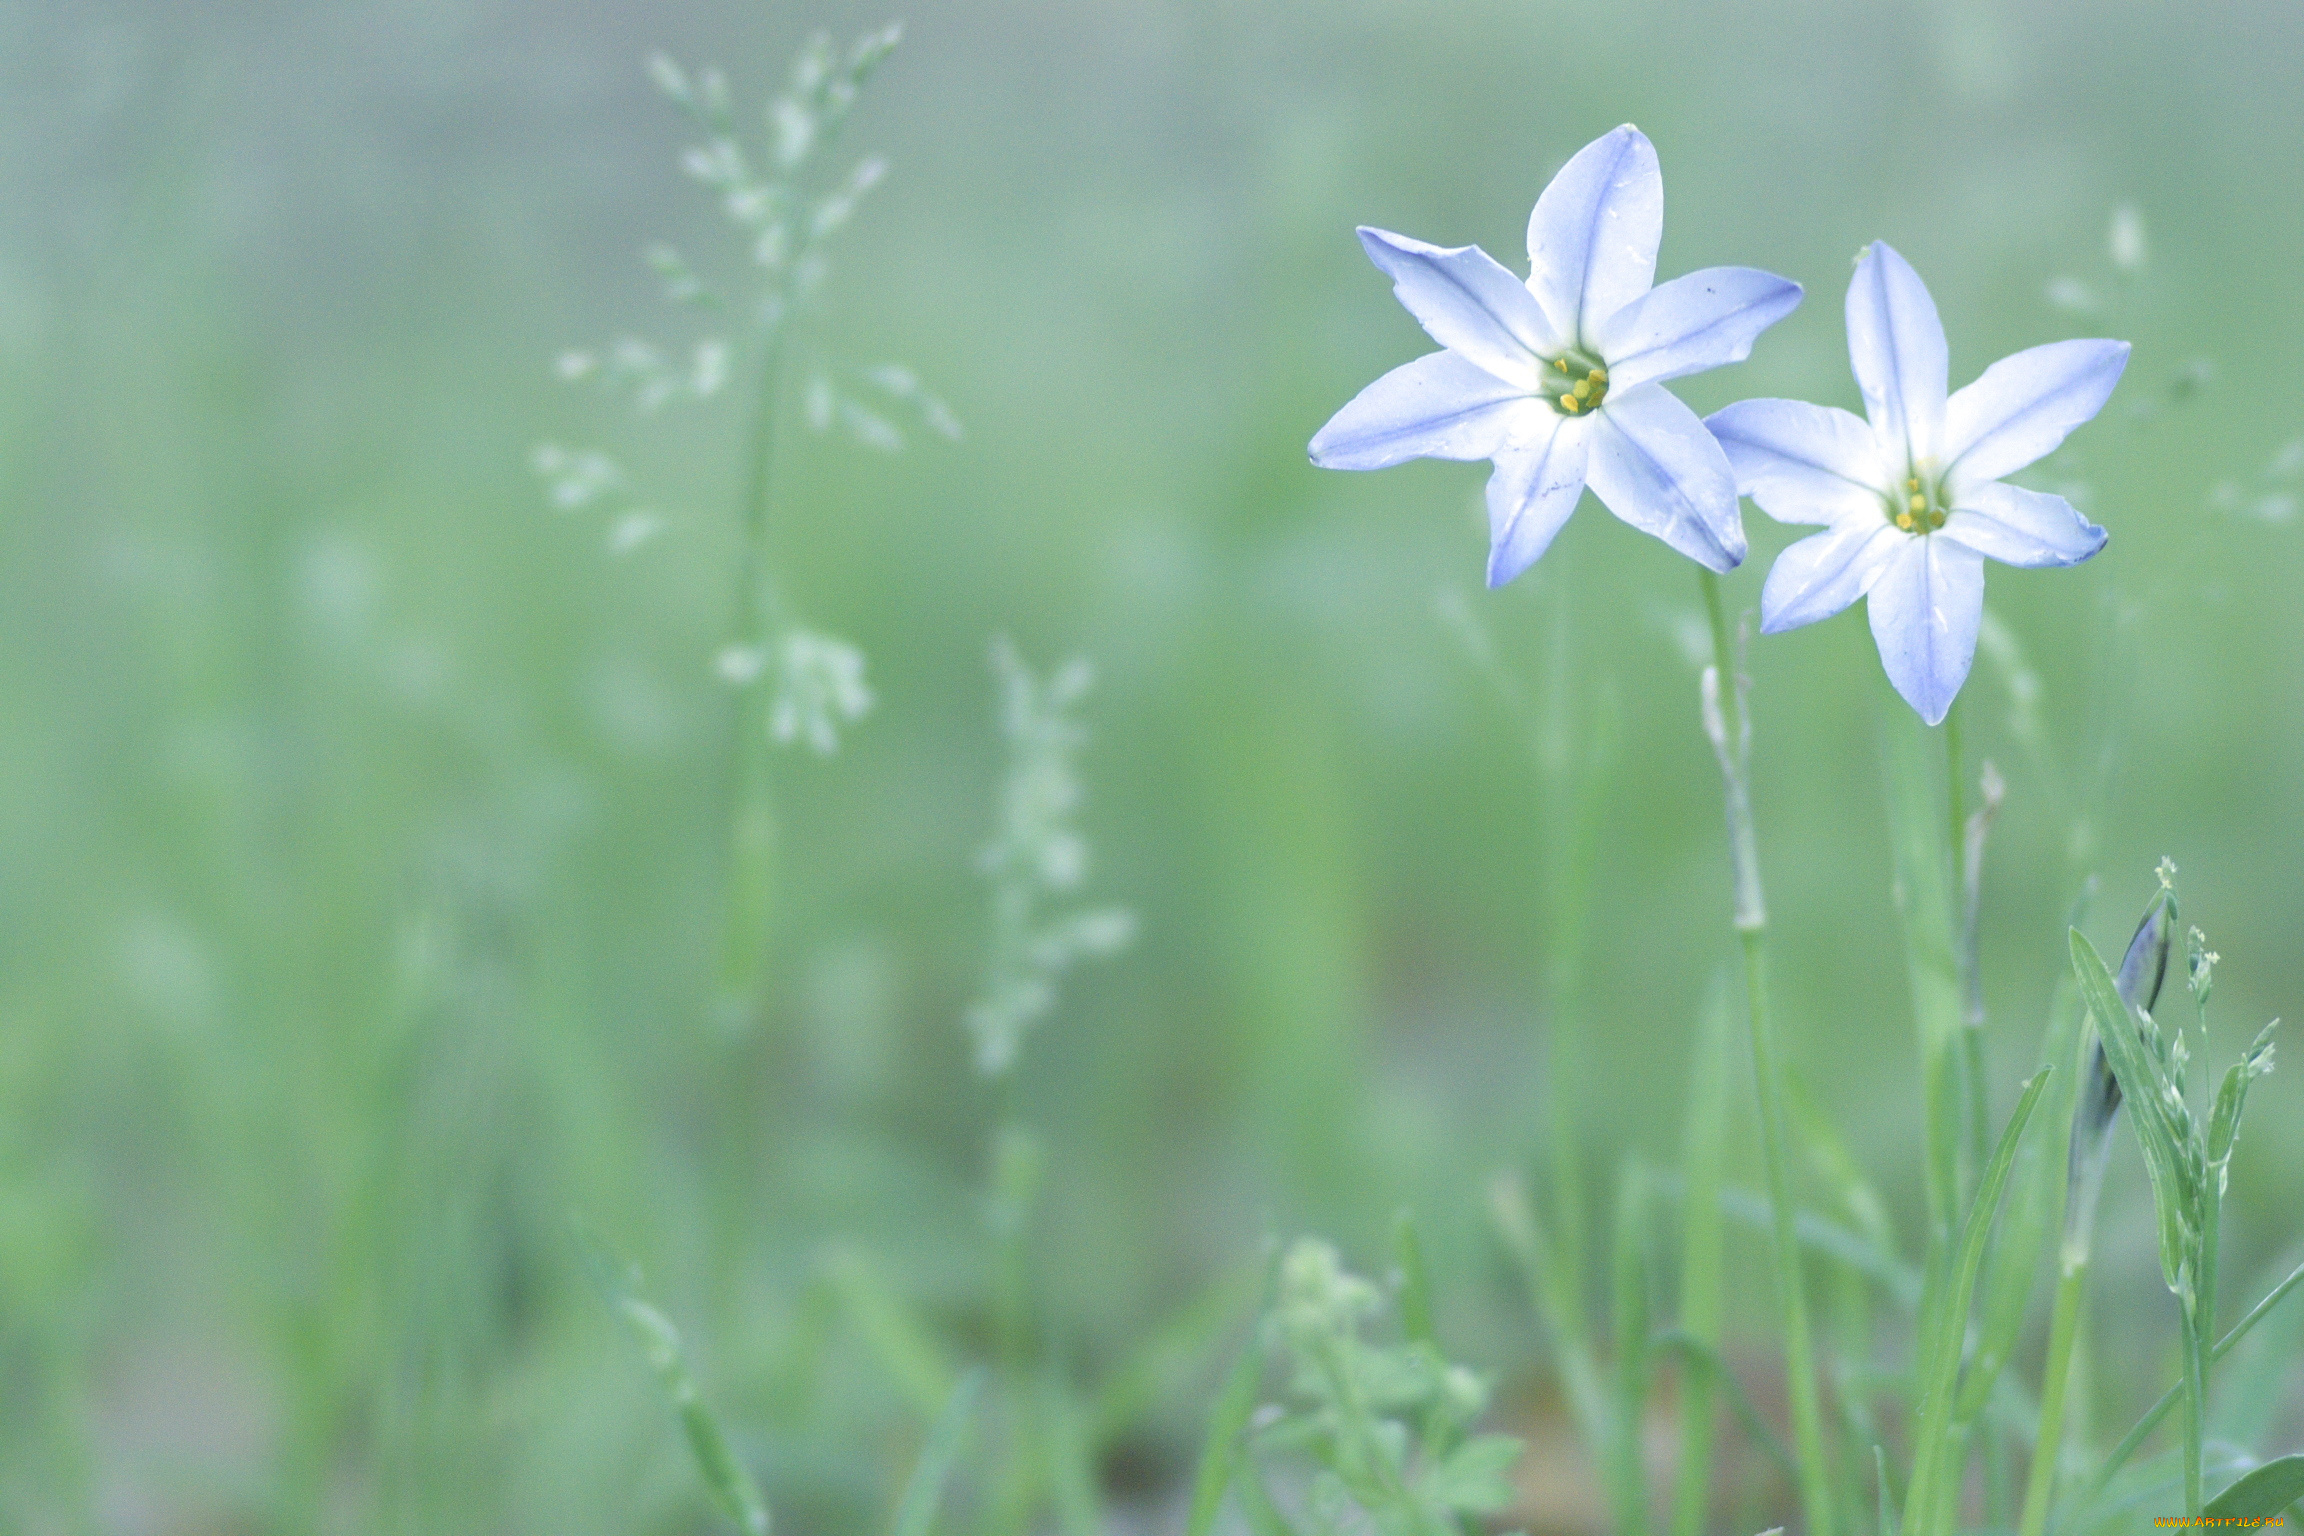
[1709,242,2130,725]
[1310,126,1802,586]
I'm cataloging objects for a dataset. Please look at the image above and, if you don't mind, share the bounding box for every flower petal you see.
[1866,534,1985,726]
[1583,383,1745,572]
[1309,351,1538,471]
[1356,227,1556,387]
[1704,397,1890,526]
[1941,339,2131,490]
[1939,480,2107,567]
[1760,518,1906,633]
[1846,241,1948,467]
[1597,266,1803,393]
[1525,125,1662,347]
[1484,413,1589,587]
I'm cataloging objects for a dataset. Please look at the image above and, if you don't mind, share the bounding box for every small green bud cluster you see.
[1252,1238,1523,1533]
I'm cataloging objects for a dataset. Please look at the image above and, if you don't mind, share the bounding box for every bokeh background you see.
[3,0,2300,1530]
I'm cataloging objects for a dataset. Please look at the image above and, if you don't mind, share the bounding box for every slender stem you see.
[2015,1261,2086,1536]
[1945,700,1998,1519]
[2183,1178,2223,1523]
[1670,982,1733,1536]
[716,329,790,1027]
[2090,1257,2304,1494]
[1742,928,1835,1536]
[1540,565,1593,1361]
[989,1113,1044,1533]
[1698,569,1832,1536]
[2180,1305,2206,1519]
[1610,1163,1653,1536]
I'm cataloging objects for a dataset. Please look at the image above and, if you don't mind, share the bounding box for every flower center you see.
[1541,351,1609,416]
[1890,470,1948,534]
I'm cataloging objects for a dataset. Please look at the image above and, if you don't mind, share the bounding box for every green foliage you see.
[7,4,2304,1532]
[2205,1456,2304,1521]
[1248,1238,1523,1536]
[891,1371,985,1536]
[595,1265,772,1536]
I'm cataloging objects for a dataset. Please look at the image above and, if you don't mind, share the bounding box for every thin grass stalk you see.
[1611,1163,1653,1536]
[2181,1309,2207,1518]
[1671,979,1733,1536]
[1899,1069,2052,1536]
[716,332,791,1027]
[1490,1173,1613,1495]
[989,1117,1045,1533]
[1539,566,1599,1402]
[2087,1258,2304,1497]
[2015,1000,2103,1536]
[2015,1263,2086,1536]
[1699,568,1833,1536]
[2178,1165,2222,1522]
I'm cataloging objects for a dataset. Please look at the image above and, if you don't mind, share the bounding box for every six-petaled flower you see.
[1310,126,1803,586]
[1708,242,2129,725]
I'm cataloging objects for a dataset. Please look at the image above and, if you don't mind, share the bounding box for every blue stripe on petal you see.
[1524,126,1663,346]
[1705,397,1890,527]
[1940,481,2107,568]
[1865,534,1985,726]
[1583,383,1745,571]
[1597,266,1803,393]
[1357,227,1556,386]
[1759,518,1905,633]
[1846,242,1949,467]
[1485,414,1588,587]
[1941,339,2131,490]
[1310,351,1537,471]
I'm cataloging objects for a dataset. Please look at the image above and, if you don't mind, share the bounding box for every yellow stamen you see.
[1909,494,1926,513]
[1573,379,1593,400]
[1556,358,1571,372]
[1896,511,1916,532]
[1588,368,1606,382]
[1560,394,1580,412]
[1908,477,1920,491]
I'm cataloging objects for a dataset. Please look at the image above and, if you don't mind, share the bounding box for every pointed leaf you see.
[2071,928,2194,1293]
[1185,1335,1267,1536]
[1902,1067,2054,1534]
[2205,1456,2304,1521]
[891,1369,984,1536]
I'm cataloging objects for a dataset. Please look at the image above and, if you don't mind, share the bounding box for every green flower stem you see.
[2089,1257,2304,1496]
[716,329,791,1029]
[1670,981,1733,1536]
[2181,1306,2206,1518]
[2014,1257,2086,1536]
[1699,569,1833,1536]
[1902,1070,2052,1536]
[2181,1176,2223,1521]
[1944,701,2006,1522]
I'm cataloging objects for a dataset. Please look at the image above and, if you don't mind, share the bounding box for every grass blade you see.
[2088,1256,2304,1495]
[1672,975,1735,1536]
[892,1369,985,1536]
[1653,1330,1796,1481]
[2206,1456,2304,1521]
[2068,929,2192,1296]
[1185,1331,1267,1536]
[1900,1067,2053,1536]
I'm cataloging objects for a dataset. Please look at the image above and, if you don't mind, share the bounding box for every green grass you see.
[2,1,2302,1531]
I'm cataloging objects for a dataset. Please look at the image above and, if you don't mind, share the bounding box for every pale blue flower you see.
[1709,242,2130,725]
[1310,126,1802,585]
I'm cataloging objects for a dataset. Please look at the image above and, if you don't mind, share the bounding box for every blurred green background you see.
[3,0,2301,1529]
